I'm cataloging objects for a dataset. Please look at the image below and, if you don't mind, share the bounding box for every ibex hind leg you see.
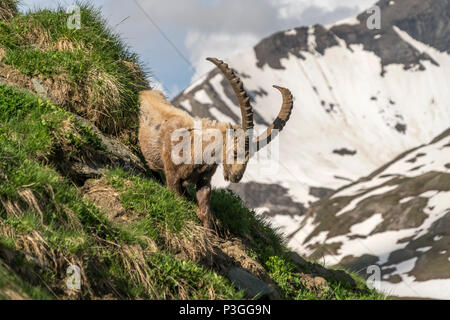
[165,172,183,196]
[181,180,196,200]
[195,180,214,230]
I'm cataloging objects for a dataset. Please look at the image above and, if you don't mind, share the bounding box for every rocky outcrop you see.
[227,267,275,299]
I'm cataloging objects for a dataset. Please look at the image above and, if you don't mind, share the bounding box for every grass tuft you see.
[0,1,149,141]
[0,0,18,21]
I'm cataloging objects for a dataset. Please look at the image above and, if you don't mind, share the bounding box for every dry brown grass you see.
[24,25,51,49]
[84,68,123,130]
[0,224,112,299]
[160,222,217,263]
[0,184,98,298]
[0,5,149,138]
[0,0,17,20]
[0,62,34,90]
[0,48,6,60]
[0,188,45,219]
[52,38,86,52]
[117,243,158,297]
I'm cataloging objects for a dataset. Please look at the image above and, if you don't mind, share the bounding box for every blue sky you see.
[19,0,375,99]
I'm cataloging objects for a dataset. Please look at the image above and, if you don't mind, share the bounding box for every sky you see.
[19,0,376,98]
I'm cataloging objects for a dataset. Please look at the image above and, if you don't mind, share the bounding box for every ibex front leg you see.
[165,172,183,196]
[196,180,213,229]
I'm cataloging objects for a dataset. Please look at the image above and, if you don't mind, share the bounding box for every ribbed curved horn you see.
[206,57,254,131]
[255,85,293,151]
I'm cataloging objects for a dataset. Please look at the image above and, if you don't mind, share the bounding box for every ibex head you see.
[207,57,294,183]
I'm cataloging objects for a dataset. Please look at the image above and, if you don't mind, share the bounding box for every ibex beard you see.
[138,57,294,230]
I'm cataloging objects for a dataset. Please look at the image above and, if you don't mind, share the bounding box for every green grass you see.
[0,84,242,299]
[106,169,198,241]
[105,168,384,300]
[0,1,148,137]
[143,253,244,299]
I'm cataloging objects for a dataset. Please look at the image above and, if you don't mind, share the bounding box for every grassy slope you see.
[0,3,384,300]
[0,1,148,144]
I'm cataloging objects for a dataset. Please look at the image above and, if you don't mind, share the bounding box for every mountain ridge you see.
[173,0,450,299]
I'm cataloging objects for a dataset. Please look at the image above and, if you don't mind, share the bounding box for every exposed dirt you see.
[81,179,136,223]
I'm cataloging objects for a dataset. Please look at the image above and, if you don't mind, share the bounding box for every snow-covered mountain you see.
[287,129,450,299]
[173,0,450,299]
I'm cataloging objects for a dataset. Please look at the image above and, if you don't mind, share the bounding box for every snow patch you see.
[399,197,414,204]
[416,246,432,253]
[179,99,192,112]
[209,107,235,124]
[194,90,213,105]
[419,190,440,198]
[336,185,398,216]
[307,27,316,53]
[184,74,207,94]
[285,29,297,36]
[209,73,241,120]
[327,16,360,28]
[350,213,383,236]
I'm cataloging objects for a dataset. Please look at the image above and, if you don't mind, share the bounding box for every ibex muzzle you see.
[138,58,293,229]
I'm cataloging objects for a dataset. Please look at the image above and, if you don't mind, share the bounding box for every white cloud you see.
[185,31,260,81]
[182,0,375,83]
[273,0,376,19]
[150,79,167,95]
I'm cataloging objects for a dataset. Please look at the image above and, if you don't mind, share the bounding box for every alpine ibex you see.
[138,58,293,229]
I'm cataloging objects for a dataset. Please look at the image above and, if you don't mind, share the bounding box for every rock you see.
[288,251,357,289]
[31,78,47,97]
[326,269,357,289]
[227,267,275,299]
[313,276,330,290]
[288,251,309,269]
[52,115,147,184]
